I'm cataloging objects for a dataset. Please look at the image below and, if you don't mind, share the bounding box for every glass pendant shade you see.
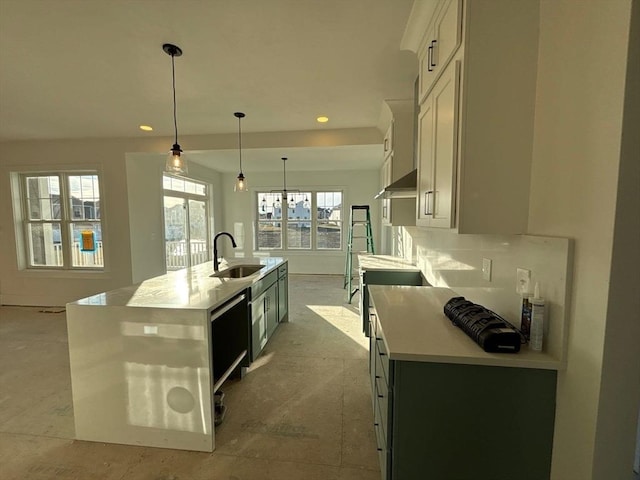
[234,172,247,192]
[166,143,187,175]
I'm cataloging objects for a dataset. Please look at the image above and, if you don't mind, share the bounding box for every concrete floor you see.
[0,274,379,480]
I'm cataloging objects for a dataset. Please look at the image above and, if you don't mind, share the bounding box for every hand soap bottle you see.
[529,282,545,351]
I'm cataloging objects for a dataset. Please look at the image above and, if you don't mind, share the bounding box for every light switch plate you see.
[482,258,492,281]
[516,268,531,294]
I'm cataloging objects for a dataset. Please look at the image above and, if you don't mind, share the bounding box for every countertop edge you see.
[370,285,564,371]
[66,257,287,311]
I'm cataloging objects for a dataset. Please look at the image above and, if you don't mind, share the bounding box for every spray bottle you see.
[529,282,545,351]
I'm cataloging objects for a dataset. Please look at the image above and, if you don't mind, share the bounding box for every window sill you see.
[18,269,111,280]
[253,250,343,256]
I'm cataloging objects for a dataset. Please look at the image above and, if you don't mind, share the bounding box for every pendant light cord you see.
[171,53,178,145]
[282,157,287,199]
[238,115,243,173]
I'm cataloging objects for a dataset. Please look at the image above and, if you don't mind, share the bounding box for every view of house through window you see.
[163,175,210,270]
[256,190,342,250]
[21,173,103,269]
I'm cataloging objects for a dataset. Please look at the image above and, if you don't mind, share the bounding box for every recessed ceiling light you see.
[316,116,329,123]
[139,125,153,131]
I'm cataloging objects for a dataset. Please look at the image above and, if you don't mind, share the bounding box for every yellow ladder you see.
[344,205,375,303]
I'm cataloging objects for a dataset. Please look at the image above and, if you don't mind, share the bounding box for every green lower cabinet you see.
[373,358,557,480]
[361,270,424,337]
[251,262,288,361]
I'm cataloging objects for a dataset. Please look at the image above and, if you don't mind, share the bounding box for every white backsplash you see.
[397,227,572,363]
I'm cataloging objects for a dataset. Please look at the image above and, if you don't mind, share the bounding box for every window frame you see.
[162,174,211,271]
[255,189,343,252]
[19,171,105,271]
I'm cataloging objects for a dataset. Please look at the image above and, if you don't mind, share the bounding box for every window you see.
[163,174,210,270]
[21,173,103,269]
[316,191,342,249]
[256,190,342,251]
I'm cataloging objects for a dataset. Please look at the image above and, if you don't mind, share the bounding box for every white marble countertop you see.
[369,285,563,370]
[68,257,286,310]
[357,254,421,271]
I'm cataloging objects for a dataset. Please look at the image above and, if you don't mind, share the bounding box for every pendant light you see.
[163,43,187,175]
[234,112,248,192]
[272,157,299,210]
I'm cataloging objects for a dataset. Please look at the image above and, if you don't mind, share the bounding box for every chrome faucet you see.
[213,232,237,271]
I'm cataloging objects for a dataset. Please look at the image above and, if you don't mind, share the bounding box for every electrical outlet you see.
[516,268,531,294]
[482,258,492,281]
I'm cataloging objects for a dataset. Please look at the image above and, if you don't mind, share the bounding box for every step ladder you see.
[344,205,375,303]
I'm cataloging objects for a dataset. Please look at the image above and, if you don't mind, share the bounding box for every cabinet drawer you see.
[251,270,277,297]
[375,366,390,431]
[277,262,287,278]
[375,336,390,383]
[374,401,388,480]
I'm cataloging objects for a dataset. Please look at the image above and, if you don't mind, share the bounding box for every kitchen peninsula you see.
[66,257,287,452]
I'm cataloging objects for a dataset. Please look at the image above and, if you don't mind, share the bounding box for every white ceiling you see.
[0,0,418,171]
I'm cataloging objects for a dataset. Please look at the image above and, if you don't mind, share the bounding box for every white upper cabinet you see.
[414,0,539,234]
[378,100,416,227]
[418,0,462,104]
[417,60,459,228]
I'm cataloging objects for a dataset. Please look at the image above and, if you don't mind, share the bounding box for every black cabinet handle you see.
[430,40,438,67]
[378,394,384,398]
[377,447,383,452]
[375,375,381,379]
[427,44,434,72]
[379,352,386,357]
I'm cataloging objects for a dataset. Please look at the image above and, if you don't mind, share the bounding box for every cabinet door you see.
[381,157,392,224]
[418,0,462,103]
[418,25,437,103]
[416,60,459,228]
[434,0,462,75]
[278,274,288,322]
[265,283,278,339]
[383,121,394,159]
[417,95,435,225]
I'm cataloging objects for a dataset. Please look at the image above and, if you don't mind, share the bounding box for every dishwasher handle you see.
[211,293,246,322]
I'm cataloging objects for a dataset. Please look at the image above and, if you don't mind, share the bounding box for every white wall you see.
[399,228,572,363]
[220,169,381,275]
[125,153,224,285]
[529,1,637,479]
[397,2,638,479]
[0,128,379,305]
[0,138,137,305]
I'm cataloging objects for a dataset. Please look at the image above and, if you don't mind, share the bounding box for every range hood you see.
[375,169,417,199]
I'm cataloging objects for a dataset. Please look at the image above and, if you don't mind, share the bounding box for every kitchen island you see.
[66,257,286,452]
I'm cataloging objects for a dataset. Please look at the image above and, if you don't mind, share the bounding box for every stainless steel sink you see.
[211,264,265,279]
